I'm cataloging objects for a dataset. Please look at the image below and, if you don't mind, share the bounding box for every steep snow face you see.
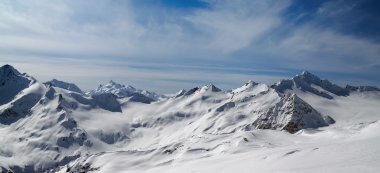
[272,71,349,99]
[0,82,45,125]
[0,64,36,105]
[87,80,166,101]
[45,79,83,94]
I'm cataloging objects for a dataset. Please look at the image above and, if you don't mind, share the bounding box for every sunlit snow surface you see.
[61,92,380,173]
[0,65,379,173]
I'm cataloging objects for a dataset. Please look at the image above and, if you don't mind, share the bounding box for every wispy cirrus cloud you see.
[0,0,379,92]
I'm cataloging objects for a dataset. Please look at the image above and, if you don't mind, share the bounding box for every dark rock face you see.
[0,64,34,105]
[56,129,92,148]
[208,84,222,92]
[184,87,200,96]
[129,93,155,104]
[91,93,122,112]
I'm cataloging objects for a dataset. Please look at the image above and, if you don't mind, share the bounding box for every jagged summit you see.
[105,80,133,89]
[272,71,349,99]
[45,79,83,93]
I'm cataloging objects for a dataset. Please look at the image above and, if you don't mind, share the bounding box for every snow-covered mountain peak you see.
[0,65,37,106]
[299,70,314,77]
[88,80,166,101]
[272,71,349,99]
[200,84,222,92]
[45,79,83,94]
[295,70,325,84]
[232,80,260,93]
[104,80,134,90]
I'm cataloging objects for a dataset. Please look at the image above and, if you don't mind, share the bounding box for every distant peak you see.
[298,70,318,78]
[203,84,221,92]
[46,78,83,93]
[174,89,187,97]
[346,84,380,92]
[294,70,322,83]
[300,70,312,75]
[245,80,257,86]
[105,80,125,88]
[177,89,186,94]
[108,80,118,85]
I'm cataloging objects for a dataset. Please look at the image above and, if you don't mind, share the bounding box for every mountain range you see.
[0,64,379,173]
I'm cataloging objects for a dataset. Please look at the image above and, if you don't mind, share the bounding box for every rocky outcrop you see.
[254,93,333,133]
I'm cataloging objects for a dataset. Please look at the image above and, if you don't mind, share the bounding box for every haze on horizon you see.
[0,0,379,93]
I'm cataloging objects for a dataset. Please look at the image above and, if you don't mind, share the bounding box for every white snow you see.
[0,65,379,173]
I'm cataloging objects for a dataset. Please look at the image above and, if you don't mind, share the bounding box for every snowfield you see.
[0,64,379,173]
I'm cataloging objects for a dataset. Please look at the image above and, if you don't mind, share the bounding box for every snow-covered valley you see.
[0,64,379,173]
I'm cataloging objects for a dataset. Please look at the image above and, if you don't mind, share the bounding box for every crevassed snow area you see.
[0,65,379,173]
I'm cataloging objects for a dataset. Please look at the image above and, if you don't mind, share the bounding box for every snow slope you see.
[0,65,379,173]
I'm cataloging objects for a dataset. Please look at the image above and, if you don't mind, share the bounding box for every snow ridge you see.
[45,79,83,94]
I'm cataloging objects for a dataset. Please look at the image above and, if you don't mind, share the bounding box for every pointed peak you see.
[202,84,221,92]
[244,80,258,86]
[172,89,187,98]
[293,70,325,85]
[297,70,319,79]
[0,64,21,76]
[108,80,119,85]
[301,70,312,75]
[176,89,186,95]
[105,80,125,88]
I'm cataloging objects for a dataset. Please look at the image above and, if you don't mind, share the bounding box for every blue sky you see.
[0,0,379,93]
